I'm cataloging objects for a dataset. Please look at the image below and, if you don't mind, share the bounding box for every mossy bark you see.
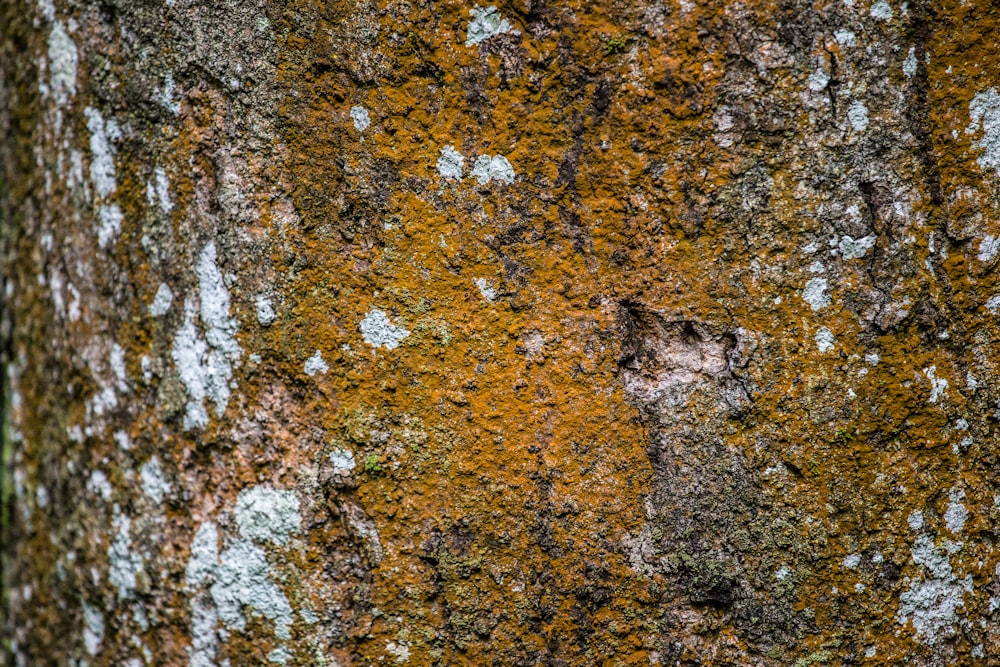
[4,0,1000,665]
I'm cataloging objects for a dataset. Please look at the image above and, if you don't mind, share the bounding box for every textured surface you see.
[4,0,1000,665]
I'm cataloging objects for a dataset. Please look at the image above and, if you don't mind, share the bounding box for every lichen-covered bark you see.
[5,0,1000,665]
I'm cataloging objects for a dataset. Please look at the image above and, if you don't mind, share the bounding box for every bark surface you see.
[4,0,1000,665]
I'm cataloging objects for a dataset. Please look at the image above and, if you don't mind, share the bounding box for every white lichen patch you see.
[235,486,302,546]
[82,602,104,656]
[847,100,869,132]
[869,0,893,20]
[802,277,830,311]
[140,456,171,504]
[186,522,219,588]
[303,350,328,376]
[350,105,371,132]
[150,282,174,317]
[807,69,830,92]
[85,107,118,199]
[470,154,515,185]
[197,242,241,360]
[908,510,925,531]
[153,166,172,213]
[46,21,78,106]
[211,539,295,640]
[268,647,292,664]
[437,145,465,181]
[839,235,876,259]
[171,242,242,429]
[87,469,112,501]
[108,511,143,599]
[330,448,356,474]
[386,641,411,663]
[172,301,226,429]
[473,277,498,302]
[815,327,836,353]
[465,5,515,46]
[967,88,1000,174]
[255,295,276,326]
[843,553,862,569]
[188,595,219,667]
[978,235,999,262]
[360,309,410,350]
[185,514,297,644]
[834,29,857,47]
[944,488,968,533]
[903,47,918,78]
[923,365,948,403]
[97,204,123,249]
[897,534,972,644]
[986,294,1000,315]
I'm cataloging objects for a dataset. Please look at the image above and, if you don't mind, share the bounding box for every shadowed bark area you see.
[5,0,1000,665]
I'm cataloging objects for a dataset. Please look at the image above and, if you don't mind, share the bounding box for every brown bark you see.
[4,0,1000,665]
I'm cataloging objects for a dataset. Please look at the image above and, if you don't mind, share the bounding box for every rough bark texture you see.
[4,0,1000,665]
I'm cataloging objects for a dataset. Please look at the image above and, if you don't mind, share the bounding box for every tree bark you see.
[4,0,1000,665]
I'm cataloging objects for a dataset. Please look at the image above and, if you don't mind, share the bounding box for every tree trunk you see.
[4,0,1000,664]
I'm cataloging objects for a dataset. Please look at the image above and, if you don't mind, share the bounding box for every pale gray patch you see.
[436,145,465,181]
[303,350,328,376]
[82,602,104,656]
[211,539,295,640]
[802,277,830,311]
[967,88,1000,174]
[110,342,127,387]
[268,647,291,665]
[470,154,515,185]
[834,29,857,46]
[255,295,276,326]
[908,510,924,531]
[815,327,836,353]
[465,5,515,46]
[807,70,830,92]
[987,294,1000,315]
[197,242,241,361]
[923,365,948,403]
[903,47,918,78]
[848,100,869,132]
[330,448,356,474]
[154,167,172,213]
[150,282,174,317]
[897,534,972,644]
[87,469,112,501]
[235,486,302,545]
[870,0,893,20]
[187,595,219,667]
[171,300,219,429]
[97,204,123,248]
[473,277,498,302]
[46,21,78,105]
[839,235,876,259]
[350,105,370,132]
[108,512,143,599]
[37,0,55,21]
[85,107,117,199]
[140,456,171,504]
[944,488,968,533]
[186,522,220,588]
[385,641,410,663]
[360,309,410,350]
[978,235,999,262]
[843,553,862,569]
